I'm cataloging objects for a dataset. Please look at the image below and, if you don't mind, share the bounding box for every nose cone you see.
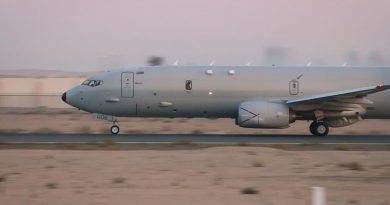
[61,92,67,103]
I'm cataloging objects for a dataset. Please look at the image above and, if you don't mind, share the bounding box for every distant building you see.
[367,51,387,66]
[0,77,84,108]
[263,47,291,66]
[345,51,360,66]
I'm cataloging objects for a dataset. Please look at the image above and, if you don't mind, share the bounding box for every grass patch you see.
[213,176,223,185]
[99,127,110,134]
[170,182,179,186]
[178,119,188,123]
[0,129,27,134]
[191,129,204,135]
[64,143,78,149]
[56,109,75,115]
[77,126,92,134]
[270,144,287,150]
[368,130,384,135]
[207,163,216,168]
[240,187,259,195]
[244,151,256,155]
[112,177,126,184]
[44,155,54,159]
[345,130,358,135]
[172,140,193,145]
[45,182,58,189]
[252,160,264,167]
[313,163,323,168]
[162,126,172,132]
[336,144,350,151]
[300,141,321,146]
[124,129,145,134]
[97,140,116,147]
[34,127,59,134]
[237,141,249,146]
[347,199,359,204]
[339,162,364,171]
[0,176,6,182]
[0,130,8,134]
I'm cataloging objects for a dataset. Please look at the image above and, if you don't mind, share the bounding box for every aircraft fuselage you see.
[62,66,390,135]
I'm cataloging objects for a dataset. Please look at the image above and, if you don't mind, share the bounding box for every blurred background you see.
[1,0,390,70]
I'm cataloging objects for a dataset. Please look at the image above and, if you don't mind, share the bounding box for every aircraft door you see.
[121,72,134,98]
[289,79,299,95]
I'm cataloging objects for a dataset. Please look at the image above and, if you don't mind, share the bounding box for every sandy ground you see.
[1,108,390,205]
[0,147,389,205]
[0,108,390,135]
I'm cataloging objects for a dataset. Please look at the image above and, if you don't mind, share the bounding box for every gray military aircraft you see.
[62,66,390,136]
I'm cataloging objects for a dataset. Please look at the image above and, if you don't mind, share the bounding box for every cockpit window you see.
[88,80,96,87]
[82,80,90,85]
[81,80,103,87]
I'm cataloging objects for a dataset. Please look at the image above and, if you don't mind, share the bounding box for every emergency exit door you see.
[289,79,299,95]
[121,72,134,98]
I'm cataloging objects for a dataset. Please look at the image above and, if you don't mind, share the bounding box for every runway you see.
[0,134,389,144]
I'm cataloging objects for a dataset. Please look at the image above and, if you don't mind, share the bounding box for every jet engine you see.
[237,100,293,128]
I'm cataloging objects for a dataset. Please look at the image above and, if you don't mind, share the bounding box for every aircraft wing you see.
[287,84,390,105]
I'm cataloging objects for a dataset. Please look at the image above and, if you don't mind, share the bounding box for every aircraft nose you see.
[61,92,67,102]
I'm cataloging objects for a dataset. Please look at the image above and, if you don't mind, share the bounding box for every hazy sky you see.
[0,0,389,70]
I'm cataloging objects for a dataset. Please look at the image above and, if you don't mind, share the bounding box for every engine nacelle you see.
[237,100,291,128]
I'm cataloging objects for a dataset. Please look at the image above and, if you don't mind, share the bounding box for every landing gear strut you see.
[309,121,329,136]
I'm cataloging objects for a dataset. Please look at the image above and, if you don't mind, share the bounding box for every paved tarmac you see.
[0,134,389,144]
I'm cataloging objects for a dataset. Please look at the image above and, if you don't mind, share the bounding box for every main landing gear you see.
[309,121,329,136]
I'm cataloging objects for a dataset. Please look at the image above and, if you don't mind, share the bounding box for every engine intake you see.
[237,100,291,128]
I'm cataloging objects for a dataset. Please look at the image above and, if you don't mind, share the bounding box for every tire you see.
[309,121,317,135]
[111,125,120,135]
[309,121,329,136]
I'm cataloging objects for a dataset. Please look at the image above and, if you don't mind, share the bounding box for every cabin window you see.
[185,80,192,90]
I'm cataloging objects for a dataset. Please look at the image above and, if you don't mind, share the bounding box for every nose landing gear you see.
[309,121,329,136]
[110,124,120,135]
[92,113,121,134]
[110,118,120,135]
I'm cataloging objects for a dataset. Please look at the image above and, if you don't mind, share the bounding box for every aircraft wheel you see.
[309,122,317,135]
[111,125,120,135]
[309,121,329,136]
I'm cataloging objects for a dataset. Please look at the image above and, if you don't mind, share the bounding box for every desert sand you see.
[0,108,390,205]
[0,147,389,205]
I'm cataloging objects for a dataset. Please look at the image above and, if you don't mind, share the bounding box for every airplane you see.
[61,66,390,136]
